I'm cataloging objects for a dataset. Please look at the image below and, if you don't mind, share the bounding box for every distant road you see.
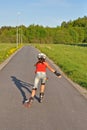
[0,45,87,130]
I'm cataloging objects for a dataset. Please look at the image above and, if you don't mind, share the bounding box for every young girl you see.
[24,53,61,107]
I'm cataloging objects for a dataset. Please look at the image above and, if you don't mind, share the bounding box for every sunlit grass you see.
[0,43,22,63]
[0,43,87,89]
[34,44,87,88]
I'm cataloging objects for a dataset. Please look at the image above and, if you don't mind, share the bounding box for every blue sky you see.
[0,0,87,27]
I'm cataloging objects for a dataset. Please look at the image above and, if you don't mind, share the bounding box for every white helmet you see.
[37,53,46,59]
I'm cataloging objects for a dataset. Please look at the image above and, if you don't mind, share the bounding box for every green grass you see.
[0,43,20,63]
[0,43,87,89]
[34,44,87,88]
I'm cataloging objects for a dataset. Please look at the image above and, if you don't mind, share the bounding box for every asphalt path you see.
[0,45,87,130]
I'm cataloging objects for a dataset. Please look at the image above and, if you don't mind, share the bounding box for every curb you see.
[32,45,87,100]
[48,57,87,100]
[0,45,87,100]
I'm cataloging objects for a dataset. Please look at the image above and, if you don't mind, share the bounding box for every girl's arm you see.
[46,63,55,72]
[45,62,61,78]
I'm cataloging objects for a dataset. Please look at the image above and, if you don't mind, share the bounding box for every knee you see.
[32,88,37,91]
[41,83,45,85]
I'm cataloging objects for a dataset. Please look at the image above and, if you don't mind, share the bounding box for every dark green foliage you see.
[0,16,87,44]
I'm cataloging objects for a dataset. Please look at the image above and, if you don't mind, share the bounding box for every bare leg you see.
[31,89,37,98]
[40,84,45,93]
[39,84,45,103]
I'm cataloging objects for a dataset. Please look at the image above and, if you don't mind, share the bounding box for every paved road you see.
[0,45,87,130]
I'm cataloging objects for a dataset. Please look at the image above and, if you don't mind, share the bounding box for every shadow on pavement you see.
[11,76,39,103]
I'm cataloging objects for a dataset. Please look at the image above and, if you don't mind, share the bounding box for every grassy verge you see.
[0,43,22,64]
[34,44,87,89]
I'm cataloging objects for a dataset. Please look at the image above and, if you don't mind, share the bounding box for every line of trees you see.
[0,16,87,44]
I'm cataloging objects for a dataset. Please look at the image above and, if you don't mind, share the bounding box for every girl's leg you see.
[39,84,45,103]
[39,84,45,102]
[30,75,39,98]
[24,74,39,104]
[39,74,47,102]
[40,84,45,93]
[40,74,47,94]
[31,88,37,97]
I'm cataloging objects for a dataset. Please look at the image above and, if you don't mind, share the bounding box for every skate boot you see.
[24,97,34,108]
[39,93,44,103]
